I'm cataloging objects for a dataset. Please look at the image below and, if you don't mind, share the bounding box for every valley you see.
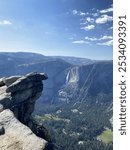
[0,52,113,150]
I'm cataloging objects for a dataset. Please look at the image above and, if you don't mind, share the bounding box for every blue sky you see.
[0,0,113,60]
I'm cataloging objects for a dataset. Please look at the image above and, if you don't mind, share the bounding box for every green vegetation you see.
[98,129,113,144]
[34,99,113,150]
[35,114,70,123]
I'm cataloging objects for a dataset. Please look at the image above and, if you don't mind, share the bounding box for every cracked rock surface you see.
[0,72,54,150]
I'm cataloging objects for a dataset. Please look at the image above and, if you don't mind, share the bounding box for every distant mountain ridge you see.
[0,52,112,105]
[0,52,96,66]
[49,56,96,65]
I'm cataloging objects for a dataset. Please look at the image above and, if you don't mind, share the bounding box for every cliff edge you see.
[0,72,54,150]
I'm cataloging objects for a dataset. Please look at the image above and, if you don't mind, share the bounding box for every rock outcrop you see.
[0,72,54,150]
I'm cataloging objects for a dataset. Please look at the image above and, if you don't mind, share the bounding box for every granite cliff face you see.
[0,72,54,150]
[57,61,113,104]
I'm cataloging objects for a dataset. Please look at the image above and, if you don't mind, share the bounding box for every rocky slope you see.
[0,72,54,150]
[58,61,113,104]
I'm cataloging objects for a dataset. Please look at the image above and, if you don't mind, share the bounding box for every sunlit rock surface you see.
[0,72,54,150]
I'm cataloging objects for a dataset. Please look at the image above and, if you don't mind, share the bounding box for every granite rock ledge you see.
[0,72,54,150]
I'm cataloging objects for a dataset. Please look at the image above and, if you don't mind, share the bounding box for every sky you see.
[0,0,113,60]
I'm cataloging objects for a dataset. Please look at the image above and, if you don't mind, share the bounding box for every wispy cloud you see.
[96,15,113,24]
[72,40,89,44]
[108,27,113,30]
[100,35,113,40]
[86,17,94,23]
[92,13,99,17]
[79,11,86,16]
[84,35,113,46]
[100,7,113,13]
[85,36,97,41]
[72,10,86,16]
[81,25,95,31]
[70,7,113,47]
[97,40,113,46]
[85,35,113,41]
[0,20,12,25]
[72,10,78,15]
[80,17,94,25]
[72,34,113,46]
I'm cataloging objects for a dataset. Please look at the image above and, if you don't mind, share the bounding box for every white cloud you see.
[80,17,94,25]
[80,22,87,25]
[72,10,78,15]
[79,11,86,16]
[92,13,99,17]
[86,17,94,23]
[81,25,95,31]
[97,40,113,46]
[100,7,113,13]
[85,35,113,41]
[100,35,113,40]
[72,35,113,46]
[0,20,12,25]
[72,40,89,44]
[72,10,87,16]
[85,36,97,41]
[108,27,113,30]
[96,15,113,24]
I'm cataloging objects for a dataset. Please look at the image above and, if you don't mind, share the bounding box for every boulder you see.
[0,109,47,150]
